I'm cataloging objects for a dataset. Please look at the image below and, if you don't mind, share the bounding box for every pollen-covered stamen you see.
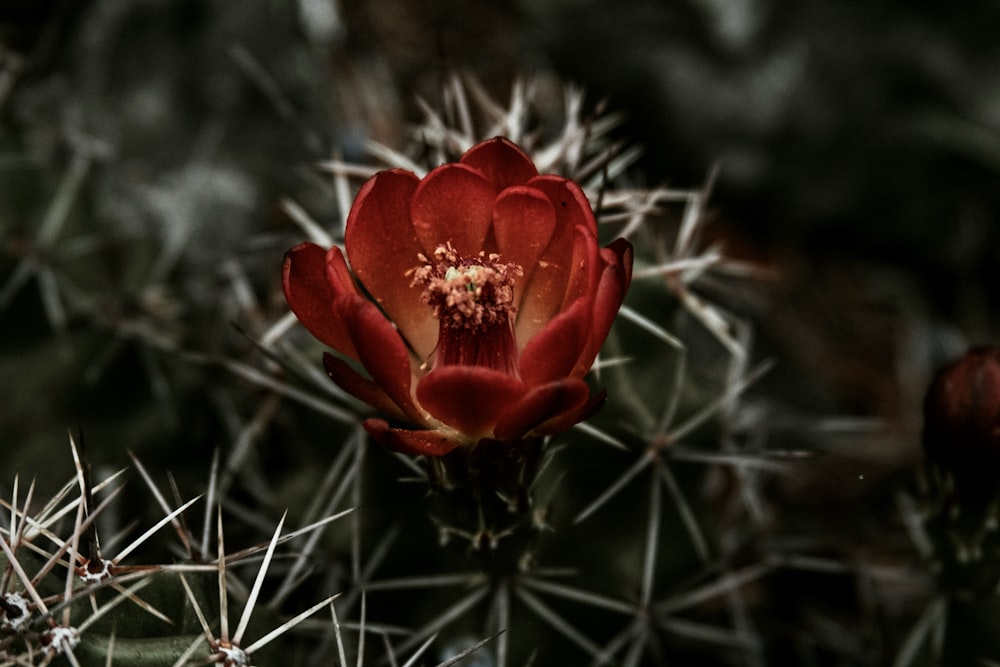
[410,243,522,374]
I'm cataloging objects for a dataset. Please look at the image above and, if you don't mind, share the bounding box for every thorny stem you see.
[423,437,546,576]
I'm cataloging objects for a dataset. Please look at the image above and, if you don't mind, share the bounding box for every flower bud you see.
[923,346,1000,510]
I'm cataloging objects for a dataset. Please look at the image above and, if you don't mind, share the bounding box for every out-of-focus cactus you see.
[924,347,1000,514]
[920,346,1000,664]
[923,346,1000,585]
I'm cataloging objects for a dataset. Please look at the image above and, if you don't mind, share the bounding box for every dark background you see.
[1,1,998,663]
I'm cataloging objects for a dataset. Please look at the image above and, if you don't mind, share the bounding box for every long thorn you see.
[244,591,341,655]
[115,495,203,563]
[217,506,229,642]
[233,512,286,645]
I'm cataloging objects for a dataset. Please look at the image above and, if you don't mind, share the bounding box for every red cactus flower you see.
[283,137,632,456]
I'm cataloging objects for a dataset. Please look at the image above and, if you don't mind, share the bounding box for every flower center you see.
[411,243,522,374]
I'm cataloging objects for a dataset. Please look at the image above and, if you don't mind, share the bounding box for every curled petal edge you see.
[322,353,410,423]
[364,419,461,457]
[536,388,607,437]
[605,237,634,291]
[282,243,359,361]
[337,294,427,426]
[493,378,593,442]
[574,248,631,376]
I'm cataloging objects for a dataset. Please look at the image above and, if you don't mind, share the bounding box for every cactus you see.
[0,18,957,664]
[0,74,784,665]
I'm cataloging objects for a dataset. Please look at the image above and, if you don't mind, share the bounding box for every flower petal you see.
[529,174,598,235]
[536,389,607,436]
[516,223,594,348]
[514,175,599,346]
[283,243,358,360]
[323,353,409,422]
[493,379,592,441]
[460,137,538,191]
[574,242,632,375]
[338,294,427,425]
[518,297,591,387]
[606,237,634,291]
[364,419,460,456]
[558,226,601,312]
[416,366,525,439]
[411,163,495,258]
[345,169,438,361]
[492,186,556,308]
[325,245,357,294]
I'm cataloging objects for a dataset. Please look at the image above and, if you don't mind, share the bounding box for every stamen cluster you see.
[411,243,522,331]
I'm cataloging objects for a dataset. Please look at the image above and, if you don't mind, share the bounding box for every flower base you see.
[421,437,547,575]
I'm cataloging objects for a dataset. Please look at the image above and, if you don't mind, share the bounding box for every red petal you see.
[515,176,599,346]
[338,294,427,425]
[323,353,409,422]
[283,243,358,360]
[364,419,461,456]
[606,237,634,291]
[516,225,595,349]
[536,388,607,436]
[558,225,601,312]
[493,379,592,441]
[528,174,598,235]
[411,163,495,258]
[460,137,538,191]
[416,366,526,439]
[325,245,356,294]
[574,242,632,375]
[345,169,438,361]
[518,297,591,386]
[492,186,556,308]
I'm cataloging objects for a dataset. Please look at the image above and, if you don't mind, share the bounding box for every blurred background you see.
[1,0,999,664]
